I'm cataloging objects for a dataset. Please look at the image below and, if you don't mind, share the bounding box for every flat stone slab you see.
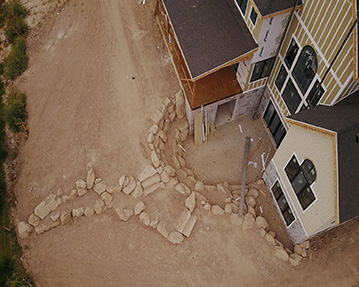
[141,174,160,189]
[182,215,197,237]
[34,194,61,220]
[144,182,160,196]
[176,209,191,233]
[138,165,157,182]
[168,231,184,244]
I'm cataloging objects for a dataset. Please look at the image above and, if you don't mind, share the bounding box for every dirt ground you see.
[12,0,359,286]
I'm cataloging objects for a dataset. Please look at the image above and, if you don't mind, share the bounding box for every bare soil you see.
[12,0,359,286]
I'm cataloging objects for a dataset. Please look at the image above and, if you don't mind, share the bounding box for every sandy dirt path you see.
[12,1,359,286]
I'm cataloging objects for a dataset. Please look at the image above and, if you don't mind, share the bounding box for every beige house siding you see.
[272,124,337,236]
[267,0,356,118]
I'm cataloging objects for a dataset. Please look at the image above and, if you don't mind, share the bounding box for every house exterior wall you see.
[269,123,337,238]
[267,0,359,121]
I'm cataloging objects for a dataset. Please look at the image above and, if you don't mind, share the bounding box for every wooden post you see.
[239,136,250,217]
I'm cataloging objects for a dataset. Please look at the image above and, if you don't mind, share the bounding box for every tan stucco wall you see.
[272,124,336,236]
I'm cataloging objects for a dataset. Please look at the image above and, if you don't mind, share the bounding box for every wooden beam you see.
[239,136,251,217]
[194,112,203,145]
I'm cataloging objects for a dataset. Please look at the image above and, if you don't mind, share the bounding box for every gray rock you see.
[230,213,243,226]
[77,187,88,197]
[139,212,150,226]
[35,217,60,234]
[93,199,105,214]
[106,185,121,194]
[175,90,185,119]
[289,253,302,266]
[138,165,157,182]
[151,151,160,168]
[147,133,154,143]
[84,206,95,217]
[76,179,87,189]
[255,216,269,231]
[134,201,145,215]
[259,228,266,237]
[144,182,160,196]
[273,246,289,261]
[294,244,303,255]
[60,211,71,225]
[118,175,126,189]
[182,215,197,237]
[150,216,159,229]
[224,203,232,214]
[115,207,133,222]
[300,240,310,250]
[72,207,85,217]
[34,194,61,219]
[101,192,113,208]
[185,192,196,212]
[18,221,33,239]
[176,209,191,233]
[131,182,144,199]
[141,174,160,189]
[242,213,255,230]
[149,124,159,135]
[28,213,40,227]
[175,183,190,195]
[86,168,96,189]
[194,181,205,192]
[160,171,170,183]
[247,188,259,199]
[150,109,163,125]
[168,231,184,244]
[50,211,61,221]
[93,182,107,195]
[123,176,136,195]
[157,221,169,238]
[247,205,256,217]
[246,196,256,207]
[212,205,225,215]
[203,203,211,211]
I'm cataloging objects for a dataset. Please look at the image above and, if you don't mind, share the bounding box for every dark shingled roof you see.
[289,92,359,223]
[163,0,257,79]
[253,0,298,16]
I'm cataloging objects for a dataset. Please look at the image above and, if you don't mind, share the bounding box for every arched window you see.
[292,46,318,94]
[301,159,316,185]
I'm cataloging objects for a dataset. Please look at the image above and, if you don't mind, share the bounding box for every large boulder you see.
[168,231,184,244]
[273,246,289,261]
[255,216,269,231]
[34,194,61,219]
[18,221,33,239]
[242,213,255,230]
[134,201,146,215]
[28,213,40,227]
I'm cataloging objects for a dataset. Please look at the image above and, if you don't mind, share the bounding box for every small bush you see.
[5,16,28,44]
[3,89,27,133]
[0,253,14,287]
[5,37,28,80]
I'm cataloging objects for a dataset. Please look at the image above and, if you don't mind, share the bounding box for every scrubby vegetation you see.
[3,89,27,133]
[0,1,33,286]
[5,37,28,81]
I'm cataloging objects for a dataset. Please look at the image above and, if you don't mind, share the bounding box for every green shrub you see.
[5,37,28,80]
[0,63,4,75]
[3,89,27,133]
[5,16,28,44]
[0,253,14,287]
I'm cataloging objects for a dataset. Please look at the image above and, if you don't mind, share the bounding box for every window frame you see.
[271,181,295,226]
[284,155,317,211]
[263,101,287,147]
[250,7,258,25]
[235,0,248,16]
[250,57,275,82]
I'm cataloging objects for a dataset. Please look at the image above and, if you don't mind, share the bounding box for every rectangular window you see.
[250,57,275,82]
[282,79,301,114]
[284,39,299,69]
[275,65,288,92]
[271,182,295,226]
[285,155,316,210]
[235,0,248,15]
[306,80,324,107]
[250,7,258,25]
[263,101,287,147]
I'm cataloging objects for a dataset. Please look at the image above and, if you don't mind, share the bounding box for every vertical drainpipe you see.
[253,0,300,119]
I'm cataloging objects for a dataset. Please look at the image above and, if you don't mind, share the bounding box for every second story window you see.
[284,39,299,69]
[236,0,248,16]
[250,57,275,82]
[250,7,258,25]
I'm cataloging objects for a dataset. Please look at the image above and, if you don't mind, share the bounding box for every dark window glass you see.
[302,159,316,185]
[285,155,316,210]
[263,102,275,125]
[284,39,299,69]
[236,0,248,15]
[275,65,288,91]
[282,79,301,114]
[262,58,275,78]
[250,7,258,25]
[251,61,264,82]
[251,57,275,82]
[306,80,324,107]
[271,182,295,226]
[263,101,287,148]
[284,156,300,182]
[293,46,318,94]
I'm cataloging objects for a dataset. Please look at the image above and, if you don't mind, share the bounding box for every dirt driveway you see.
[13,0,359,286]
